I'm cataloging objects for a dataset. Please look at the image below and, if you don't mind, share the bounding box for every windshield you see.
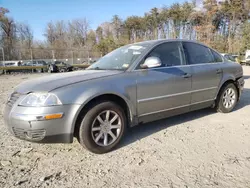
[87,43,151,70]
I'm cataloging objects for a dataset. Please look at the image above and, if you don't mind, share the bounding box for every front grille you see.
[12,127,46,141]
[7,92,21,107]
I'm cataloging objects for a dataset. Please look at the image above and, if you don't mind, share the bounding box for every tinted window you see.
[211,50,223,62]
[183,42,213,65]
[146,42,183,67]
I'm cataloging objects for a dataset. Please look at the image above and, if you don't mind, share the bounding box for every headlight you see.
[19,93,62,107]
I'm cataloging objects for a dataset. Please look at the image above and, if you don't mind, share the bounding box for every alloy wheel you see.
[91,110,122,146]
[222,88,236,109]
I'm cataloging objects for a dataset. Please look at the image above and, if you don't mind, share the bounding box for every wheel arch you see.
[73,93,135,138]
[216,79,239,101]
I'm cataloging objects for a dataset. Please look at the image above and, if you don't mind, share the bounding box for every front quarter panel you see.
[52,72,138,129]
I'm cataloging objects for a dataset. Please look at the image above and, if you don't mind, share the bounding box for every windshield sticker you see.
[133,51,141,55]
[122,64,129,68]
[123,49,128,53]
[128,45,143,50]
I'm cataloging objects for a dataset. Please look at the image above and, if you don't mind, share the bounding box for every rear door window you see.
[183,42,214,65]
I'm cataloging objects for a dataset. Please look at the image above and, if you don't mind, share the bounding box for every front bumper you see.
[4,102,81,143]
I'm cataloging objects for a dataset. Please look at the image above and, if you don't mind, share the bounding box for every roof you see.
[133,39,207,46]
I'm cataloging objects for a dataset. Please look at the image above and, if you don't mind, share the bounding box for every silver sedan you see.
[4,39,244,153]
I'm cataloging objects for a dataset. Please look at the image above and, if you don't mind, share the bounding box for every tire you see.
[215,83,238,113]
[78,101,126,154]
[48,66,52,73]
[60,68,66,73]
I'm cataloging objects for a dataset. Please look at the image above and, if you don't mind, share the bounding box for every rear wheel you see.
[216,83,238,113]
[78,101,126,154]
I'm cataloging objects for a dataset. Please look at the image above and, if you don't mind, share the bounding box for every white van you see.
[3,61,21,67]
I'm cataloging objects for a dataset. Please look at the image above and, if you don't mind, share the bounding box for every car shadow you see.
[118,88,250,150]
[234,88,250,110]
[118,108,215,149]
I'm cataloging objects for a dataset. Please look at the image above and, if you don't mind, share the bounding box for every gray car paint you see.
[4,39,244,143]
[15,70,123,93]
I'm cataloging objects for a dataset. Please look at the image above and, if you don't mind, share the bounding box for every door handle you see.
[216,69,222,74]
[182,73,192,78]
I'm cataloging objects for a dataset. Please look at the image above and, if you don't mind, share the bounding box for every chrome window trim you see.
[129,40,226,72]
[138,87,218,103]
[138,99,214,117]
[132,62,224,72]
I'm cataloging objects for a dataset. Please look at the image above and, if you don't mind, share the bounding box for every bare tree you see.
[111,15,123,41]
[99,22,113,38]
[68,18,90,48]
[0,15,16,60]
[44,21,56,45]
[16,23,33,48]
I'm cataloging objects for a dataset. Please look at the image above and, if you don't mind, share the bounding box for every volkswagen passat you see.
[4,40,244,154]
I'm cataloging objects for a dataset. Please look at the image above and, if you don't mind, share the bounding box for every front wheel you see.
[216,83,238,113]
[78,101,126,154]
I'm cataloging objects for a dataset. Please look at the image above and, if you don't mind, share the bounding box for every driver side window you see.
[143,42,184,68]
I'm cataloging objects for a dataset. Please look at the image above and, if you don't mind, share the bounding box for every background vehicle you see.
[0,62,3,74]
[24,60,48,73]
[221,53,236,62]
[25,60,47,66]
[48,61,73,73]
[244,50,250,65]
[245,55,250,66]
[2,61,22,74]
[3,61,22,67]
[4,40,244,154]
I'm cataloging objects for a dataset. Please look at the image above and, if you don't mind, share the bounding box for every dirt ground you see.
[0,67,250,188]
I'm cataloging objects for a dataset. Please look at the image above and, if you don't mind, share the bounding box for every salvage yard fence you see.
[0,48,101,64]
[0,48,100,73]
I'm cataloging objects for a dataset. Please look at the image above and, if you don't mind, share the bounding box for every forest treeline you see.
[1,0,250,60]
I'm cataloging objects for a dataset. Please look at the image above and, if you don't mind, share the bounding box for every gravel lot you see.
[0,67,250,188]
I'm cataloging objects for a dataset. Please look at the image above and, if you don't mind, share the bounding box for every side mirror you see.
[141,57,162,69]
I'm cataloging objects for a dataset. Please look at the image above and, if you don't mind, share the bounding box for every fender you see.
[69,91,137,134]
[53,76,138,134]
[216,73,236,97]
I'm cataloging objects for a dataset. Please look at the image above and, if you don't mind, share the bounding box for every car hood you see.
[15,70,123,94]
